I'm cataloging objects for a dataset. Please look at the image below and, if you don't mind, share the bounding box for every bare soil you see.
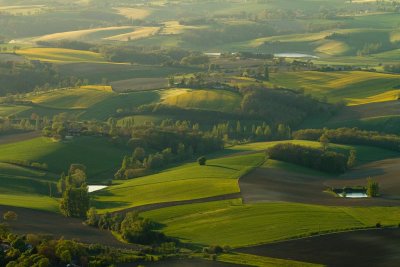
[0,205,136,249]
[237,228,400,267]
[240,158,400,206]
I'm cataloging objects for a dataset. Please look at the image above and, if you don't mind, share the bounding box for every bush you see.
[376,222,382,228]
[3,211,18,221]
[197,156,207,166]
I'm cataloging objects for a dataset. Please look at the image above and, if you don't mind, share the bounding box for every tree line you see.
[86,209,169,245]
[0,221,177,266]
[293,128,400,152]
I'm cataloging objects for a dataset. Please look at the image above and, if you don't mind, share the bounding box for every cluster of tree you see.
[0,117,39,134]
[238,85,328,125]
[86,209,169,245]
[367,178,380,197]
[210,121,291,142]
[357,42,383,56]
[58,164,90,218]
[267,143,349,173]
[114,122,224,179]
[36,40,93,51]
[99,45,209,66]
[0,223,151,267]
[0,61,87,96]
[383,64,400,74]
[135,86,330,128]
[181,23,275,47]
[241,65,269,81]
[292,128,400,152]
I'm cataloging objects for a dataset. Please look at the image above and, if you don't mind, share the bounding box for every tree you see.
[347,150,357,168]
[263,65,270,81]
[132,147,146,161]
[60,187,90,218]
[197,156,207,166]
[3,211,18,221]
[86,208,99,226]
[319,134,329,151]
[367,178,379,197]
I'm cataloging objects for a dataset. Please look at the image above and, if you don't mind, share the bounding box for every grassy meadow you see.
[0,136,129,182]
[93,152,266,212]
[143,199,400,247]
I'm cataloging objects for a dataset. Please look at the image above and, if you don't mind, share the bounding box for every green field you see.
[93,153,266,212]
[0,87,160,120]
[0,136,129,182]
[143,199,400,248]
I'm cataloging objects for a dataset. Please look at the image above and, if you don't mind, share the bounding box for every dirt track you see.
[239,158,400,206]
[237,228,400,267]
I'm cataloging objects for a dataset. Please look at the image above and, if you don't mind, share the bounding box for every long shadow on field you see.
[236,228,400,267]
[207,164,239,171]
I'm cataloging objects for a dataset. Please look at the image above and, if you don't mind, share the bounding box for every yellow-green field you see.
[104,27,160,42]
[0,5,46,15]
[27,86,113,109]
[30,26,135,42]
[162,88,242,113]
[113,7,151,20]
[271,71,400,103]
[17,48,107,63]
[93,153,265,212]
[348,89,400,106]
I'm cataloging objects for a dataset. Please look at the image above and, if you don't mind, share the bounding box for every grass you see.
[348,89,400,106]
[17,48,107,63]
[1,88,160,121]
[0,136,129,182]
[0,193,58,212]
[92,153,266,212]
[113,7,151,20]
[143,199,400,248]
[29,26,135,43]
[161,89,242,113]
[271,71,400,103]
[110,77,168,92]
[28,87,113,109]
[104,27,160,42]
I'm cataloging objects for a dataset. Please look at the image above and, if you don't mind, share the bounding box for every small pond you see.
[333,187,368,199]
[274,53,319,58]
[338,192,368,198]
[88,185,108,193]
